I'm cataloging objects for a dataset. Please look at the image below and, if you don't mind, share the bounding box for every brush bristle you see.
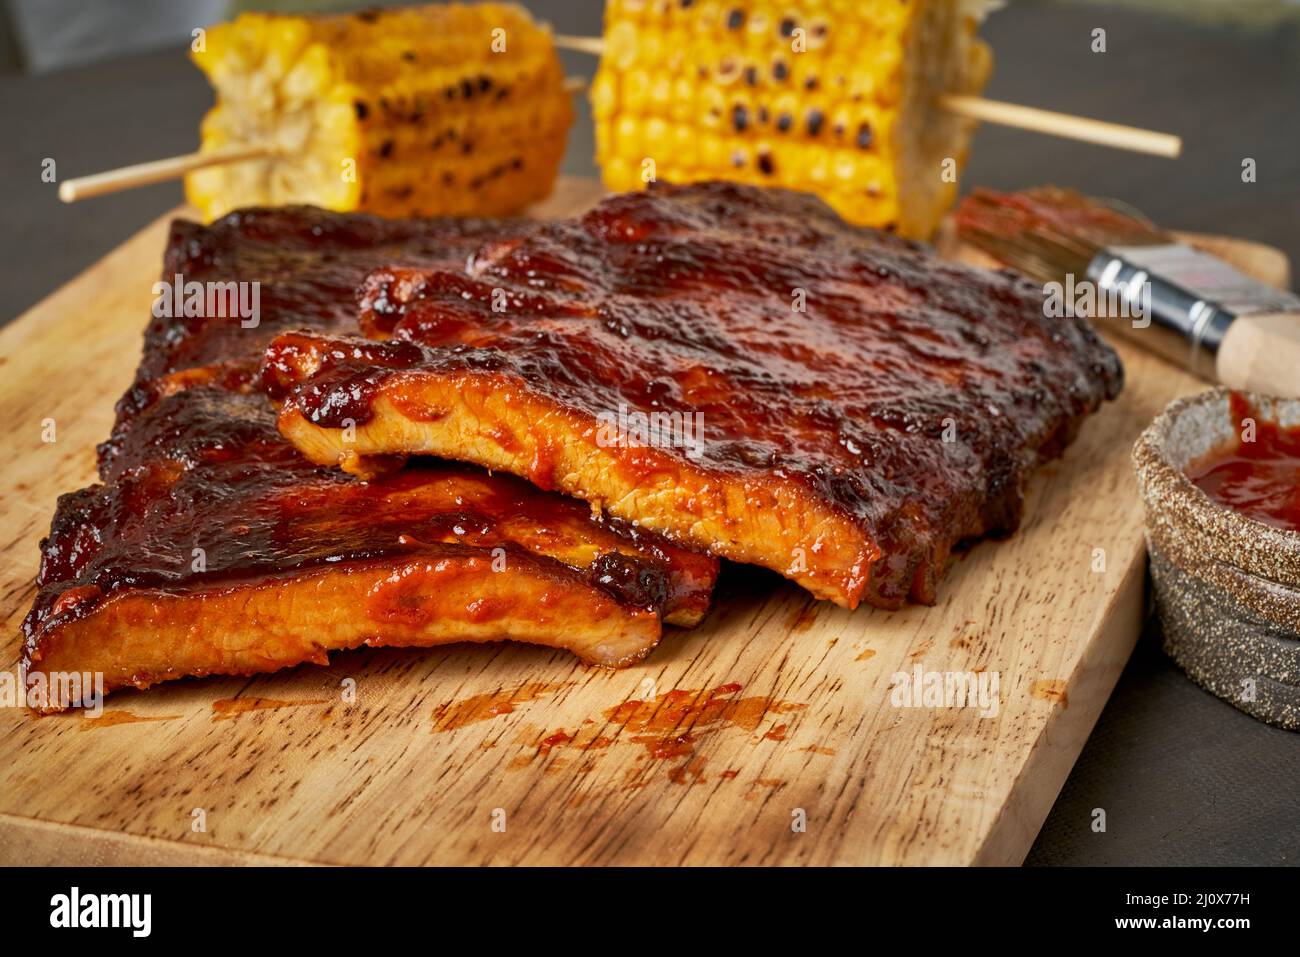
[954,186,1171,284]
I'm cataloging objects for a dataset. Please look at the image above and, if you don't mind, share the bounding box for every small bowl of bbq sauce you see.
[1133,388,1300,730]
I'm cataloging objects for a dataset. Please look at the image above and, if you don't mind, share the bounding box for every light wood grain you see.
[1216,312,1300,400]
[0,180,1282,866]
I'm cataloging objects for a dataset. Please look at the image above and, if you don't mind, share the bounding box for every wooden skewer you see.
[553,33,606,56]
[58,144,272,203]
[938,94,1181,158]
[553,34,1183,159]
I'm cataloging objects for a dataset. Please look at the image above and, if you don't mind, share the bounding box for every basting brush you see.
[955,186,1300,398]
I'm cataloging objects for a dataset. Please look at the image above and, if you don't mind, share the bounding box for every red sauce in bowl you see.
[1186,393,1300,533]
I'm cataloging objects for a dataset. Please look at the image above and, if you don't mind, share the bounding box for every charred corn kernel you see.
[187,3,572,222]
[592,0,992,238]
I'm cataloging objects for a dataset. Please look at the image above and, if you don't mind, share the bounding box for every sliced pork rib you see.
[23,207,717,710]
[266,182,1122,609]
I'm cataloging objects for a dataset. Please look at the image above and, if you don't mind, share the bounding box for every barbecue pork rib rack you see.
[22,206,717,711]
[266,181,1123,609]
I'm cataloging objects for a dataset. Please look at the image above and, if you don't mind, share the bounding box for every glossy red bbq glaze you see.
[953,185,1168,249]
[23,207,716,661]
[275,181,1124,606]
[134,206,521,384]
[1187,392,1300,533]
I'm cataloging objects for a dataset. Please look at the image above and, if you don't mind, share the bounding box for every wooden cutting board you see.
[0,179,1286,866]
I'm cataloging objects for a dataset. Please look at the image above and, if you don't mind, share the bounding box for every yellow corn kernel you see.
[187,3,573,222]
[591,0,993,238]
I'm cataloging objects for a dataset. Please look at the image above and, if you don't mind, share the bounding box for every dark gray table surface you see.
[2,0,1296,865]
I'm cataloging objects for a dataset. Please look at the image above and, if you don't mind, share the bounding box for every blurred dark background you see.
[3,0,1299,321]
[1,0,1297,865]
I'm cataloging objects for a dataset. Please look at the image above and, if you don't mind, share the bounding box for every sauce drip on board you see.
[1187,393,1300,533]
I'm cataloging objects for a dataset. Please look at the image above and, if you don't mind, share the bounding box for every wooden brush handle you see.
[1216,312,1300,398]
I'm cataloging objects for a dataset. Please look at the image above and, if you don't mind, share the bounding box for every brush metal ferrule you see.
[1086,243,1300,379]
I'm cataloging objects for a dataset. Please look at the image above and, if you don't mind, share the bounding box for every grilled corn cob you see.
[590,0,992,238]
[187,3,573,221]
